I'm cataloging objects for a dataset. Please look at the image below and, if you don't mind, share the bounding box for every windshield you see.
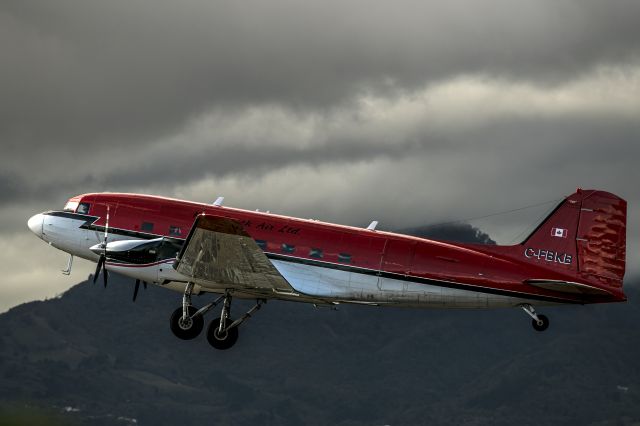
[63,201,79,212]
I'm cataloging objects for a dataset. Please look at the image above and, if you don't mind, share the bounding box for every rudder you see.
[576,190,626,289]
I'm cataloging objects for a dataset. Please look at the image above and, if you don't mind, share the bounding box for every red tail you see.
[522,189,627,290]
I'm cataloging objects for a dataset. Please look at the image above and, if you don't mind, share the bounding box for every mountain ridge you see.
[1,223,638,425]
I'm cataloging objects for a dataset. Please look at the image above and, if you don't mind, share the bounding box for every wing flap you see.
[174,215,295,293]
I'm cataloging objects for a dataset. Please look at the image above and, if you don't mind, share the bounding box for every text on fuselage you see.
[524,248,573,265]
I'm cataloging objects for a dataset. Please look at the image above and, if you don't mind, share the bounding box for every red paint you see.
[70,190,627,304]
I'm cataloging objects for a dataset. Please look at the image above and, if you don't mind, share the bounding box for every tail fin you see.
[522,189,627,290]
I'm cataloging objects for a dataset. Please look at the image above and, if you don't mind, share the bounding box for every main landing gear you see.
[169,283,205,340]
[169,284,264,350]
[520,304,549,332]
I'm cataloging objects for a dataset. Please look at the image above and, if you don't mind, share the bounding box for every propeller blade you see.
[103,265,108,288]
[99,207,110,289]
[133,279,140,302]
[104,206,110,243]
[93,255,104,284]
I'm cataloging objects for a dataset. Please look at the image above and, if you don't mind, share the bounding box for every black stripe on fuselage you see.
[44,211,179,243]
[85,224,168,241]
[45,211,100,228]
[47,211,581,305]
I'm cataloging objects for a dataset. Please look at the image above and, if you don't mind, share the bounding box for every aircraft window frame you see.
[76,203,91,214]
[309,248,323,259]
[141,222,154,233]
[281,243,295,254]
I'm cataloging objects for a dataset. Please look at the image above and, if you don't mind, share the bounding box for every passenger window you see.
[281,243,295,254]
[309,248,323,259]
[141,222,154,232]
[255,240,267,250]
[169,225,182,236]
[338,253,352,263]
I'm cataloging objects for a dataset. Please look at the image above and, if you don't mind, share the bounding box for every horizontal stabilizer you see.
[525,279,613,296]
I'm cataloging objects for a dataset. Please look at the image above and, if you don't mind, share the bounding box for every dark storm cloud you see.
[2,59,640,207]
[0,130,424,206]
[3,99,637,216]
[75,118,640,204]
[2,0,640,154]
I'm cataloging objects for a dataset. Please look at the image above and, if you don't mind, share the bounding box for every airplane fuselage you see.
[27,192,627,309]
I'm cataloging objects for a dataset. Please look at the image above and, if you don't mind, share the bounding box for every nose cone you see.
[27,213,44,239]
[89,243,104,255]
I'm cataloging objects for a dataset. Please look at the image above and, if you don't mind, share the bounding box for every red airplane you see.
[27,189,627,350]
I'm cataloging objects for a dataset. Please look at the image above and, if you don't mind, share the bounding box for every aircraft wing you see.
[173,215,296,295]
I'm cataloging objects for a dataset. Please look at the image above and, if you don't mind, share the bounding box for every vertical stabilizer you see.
[522,189,626,291]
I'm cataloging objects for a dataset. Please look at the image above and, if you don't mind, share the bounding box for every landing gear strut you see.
[206,291,264,350]
[169,282,204,340]
[520,304,549,332]
[206,291,236,350]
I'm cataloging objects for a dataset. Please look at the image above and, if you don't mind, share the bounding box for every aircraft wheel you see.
[170,306,204,340]
[206,318,239,350]
[532,314,549,332]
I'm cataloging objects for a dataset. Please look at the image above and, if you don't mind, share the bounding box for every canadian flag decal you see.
[551,227,568,238]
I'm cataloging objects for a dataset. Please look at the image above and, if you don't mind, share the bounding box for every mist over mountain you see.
[399,222,496,244]
[0,224,638,425]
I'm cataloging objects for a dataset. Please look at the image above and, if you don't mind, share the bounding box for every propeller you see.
[132,279,148,302]
[92,206,110,288]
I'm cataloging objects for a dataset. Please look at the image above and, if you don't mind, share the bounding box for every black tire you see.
[532,314,549,332]
[170,306,204,340]
[206,318,239,350]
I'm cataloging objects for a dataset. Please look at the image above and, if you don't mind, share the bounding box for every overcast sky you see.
[1,0,639,312]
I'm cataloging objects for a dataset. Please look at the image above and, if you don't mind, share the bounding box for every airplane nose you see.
[27,213,44,239]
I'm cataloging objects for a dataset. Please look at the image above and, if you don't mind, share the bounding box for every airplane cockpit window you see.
[63,201,91,213]
[76,203,91,214]
[63,201,79,212]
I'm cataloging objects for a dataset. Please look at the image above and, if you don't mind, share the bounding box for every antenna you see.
[213,196,224,207]
[367,221,378,231]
